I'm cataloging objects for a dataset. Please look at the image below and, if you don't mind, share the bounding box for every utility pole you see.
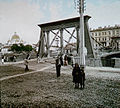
[75,0,86,67]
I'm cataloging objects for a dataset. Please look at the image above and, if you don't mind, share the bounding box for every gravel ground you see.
[0,60,120,108]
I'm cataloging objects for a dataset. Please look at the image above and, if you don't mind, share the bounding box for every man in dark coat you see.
[60,56,63,66]
[55,57,61,77]
[80,66,85,89]
[72,63,81,89]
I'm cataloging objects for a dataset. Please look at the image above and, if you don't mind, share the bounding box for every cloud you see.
[0,0,44,44]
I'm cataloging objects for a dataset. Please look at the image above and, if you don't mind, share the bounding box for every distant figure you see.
[64,55,68,66]
[24,59,29,72]
[80,66,85,89]
[60,56,63,66]
[55,57,61,77]
[13,55,16,62]
[72,56,75,67]
[67,56,71,65]
[72,63,81,89]
[37,56,40,63]
[37,54,40,63]
[26,53,30,60]
[1,55,4,64]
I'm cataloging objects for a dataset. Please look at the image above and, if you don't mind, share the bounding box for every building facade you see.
[90,25,120,51]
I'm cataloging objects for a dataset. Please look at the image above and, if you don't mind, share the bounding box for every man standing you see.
[55,57,61,77]
[60,56,63,66]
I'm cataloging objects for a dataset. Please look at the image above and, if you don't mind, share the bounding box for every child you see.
[80,66,85,89]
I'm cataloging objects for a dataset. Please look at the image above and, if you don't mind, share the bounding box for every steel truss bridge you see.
[37,15,94,59]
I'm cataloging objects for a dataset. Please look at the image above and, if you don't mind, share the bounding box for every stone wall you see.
[113,58,120,68]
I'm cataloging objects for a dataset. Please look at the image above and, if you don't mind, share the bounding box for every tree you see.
[11,44,20,52]
[19,43,25,52]
[11,44,33,52]
[24,45,33,52]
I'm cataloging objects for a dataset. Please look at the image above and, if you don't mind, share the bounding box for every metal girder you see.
[67,28,76,43]
[51,30,69,44]
[49,30,59,48]
[64,28,77,39]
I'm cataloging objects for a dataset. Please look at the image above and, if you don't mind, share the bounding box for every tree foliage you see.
[11,44,33,52]
[11,44,20,52]
[24,45,33,52]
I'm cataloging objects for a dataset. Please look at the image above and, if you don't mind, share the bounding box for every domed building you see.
[7,32,25,45]
[1,32,25,54]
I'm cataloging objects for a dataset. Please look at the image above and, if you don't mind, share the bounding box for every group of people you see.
[1,55,16,64]
[72,63,85,89]
[55,56,85,89]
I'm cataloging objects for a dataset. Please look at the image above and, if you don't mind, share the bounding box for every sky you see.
[0,0,120,44]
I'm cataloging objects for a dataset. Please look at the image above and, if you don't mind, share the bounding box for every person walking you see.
[24,59,29,72]
[72,63,81,89]
[26,53,30,60]
[55,57,61,77]
[80,66,85,89]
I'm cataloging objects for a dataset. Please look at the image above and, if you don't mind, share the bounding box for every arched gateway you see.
[38,15,95,59]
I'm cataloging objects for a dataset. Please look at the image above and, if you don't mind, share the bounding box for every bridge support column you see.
[46,31,50,57]
[60,28,64,55]
[76,27,79,53]
[40,31,45,58]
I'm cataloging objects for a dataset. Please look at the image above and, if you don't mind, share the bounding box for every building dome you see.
[6,32,25,46]
[11,32,20,40]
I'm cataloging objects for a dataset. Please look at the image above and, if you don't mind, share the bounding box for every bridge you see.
[37,15,95,60]
[37,15,120,68]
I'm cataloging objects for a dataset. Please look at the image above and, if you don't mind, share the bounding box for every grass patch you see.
[0,65,32,78]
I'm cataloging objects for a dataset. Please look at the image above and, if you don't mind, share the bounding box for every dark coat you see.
[60,56,63,66]
[56,58,61,77]
[72,67,81,83]
[81,70,85,81]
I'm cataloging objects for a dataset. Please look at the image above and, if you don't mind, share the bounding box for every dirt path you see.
[0,64,54,81]
[1,59,120,81]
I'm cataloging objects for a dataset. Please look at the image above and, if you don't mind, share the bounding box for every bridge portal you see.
[38,15,95,59]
